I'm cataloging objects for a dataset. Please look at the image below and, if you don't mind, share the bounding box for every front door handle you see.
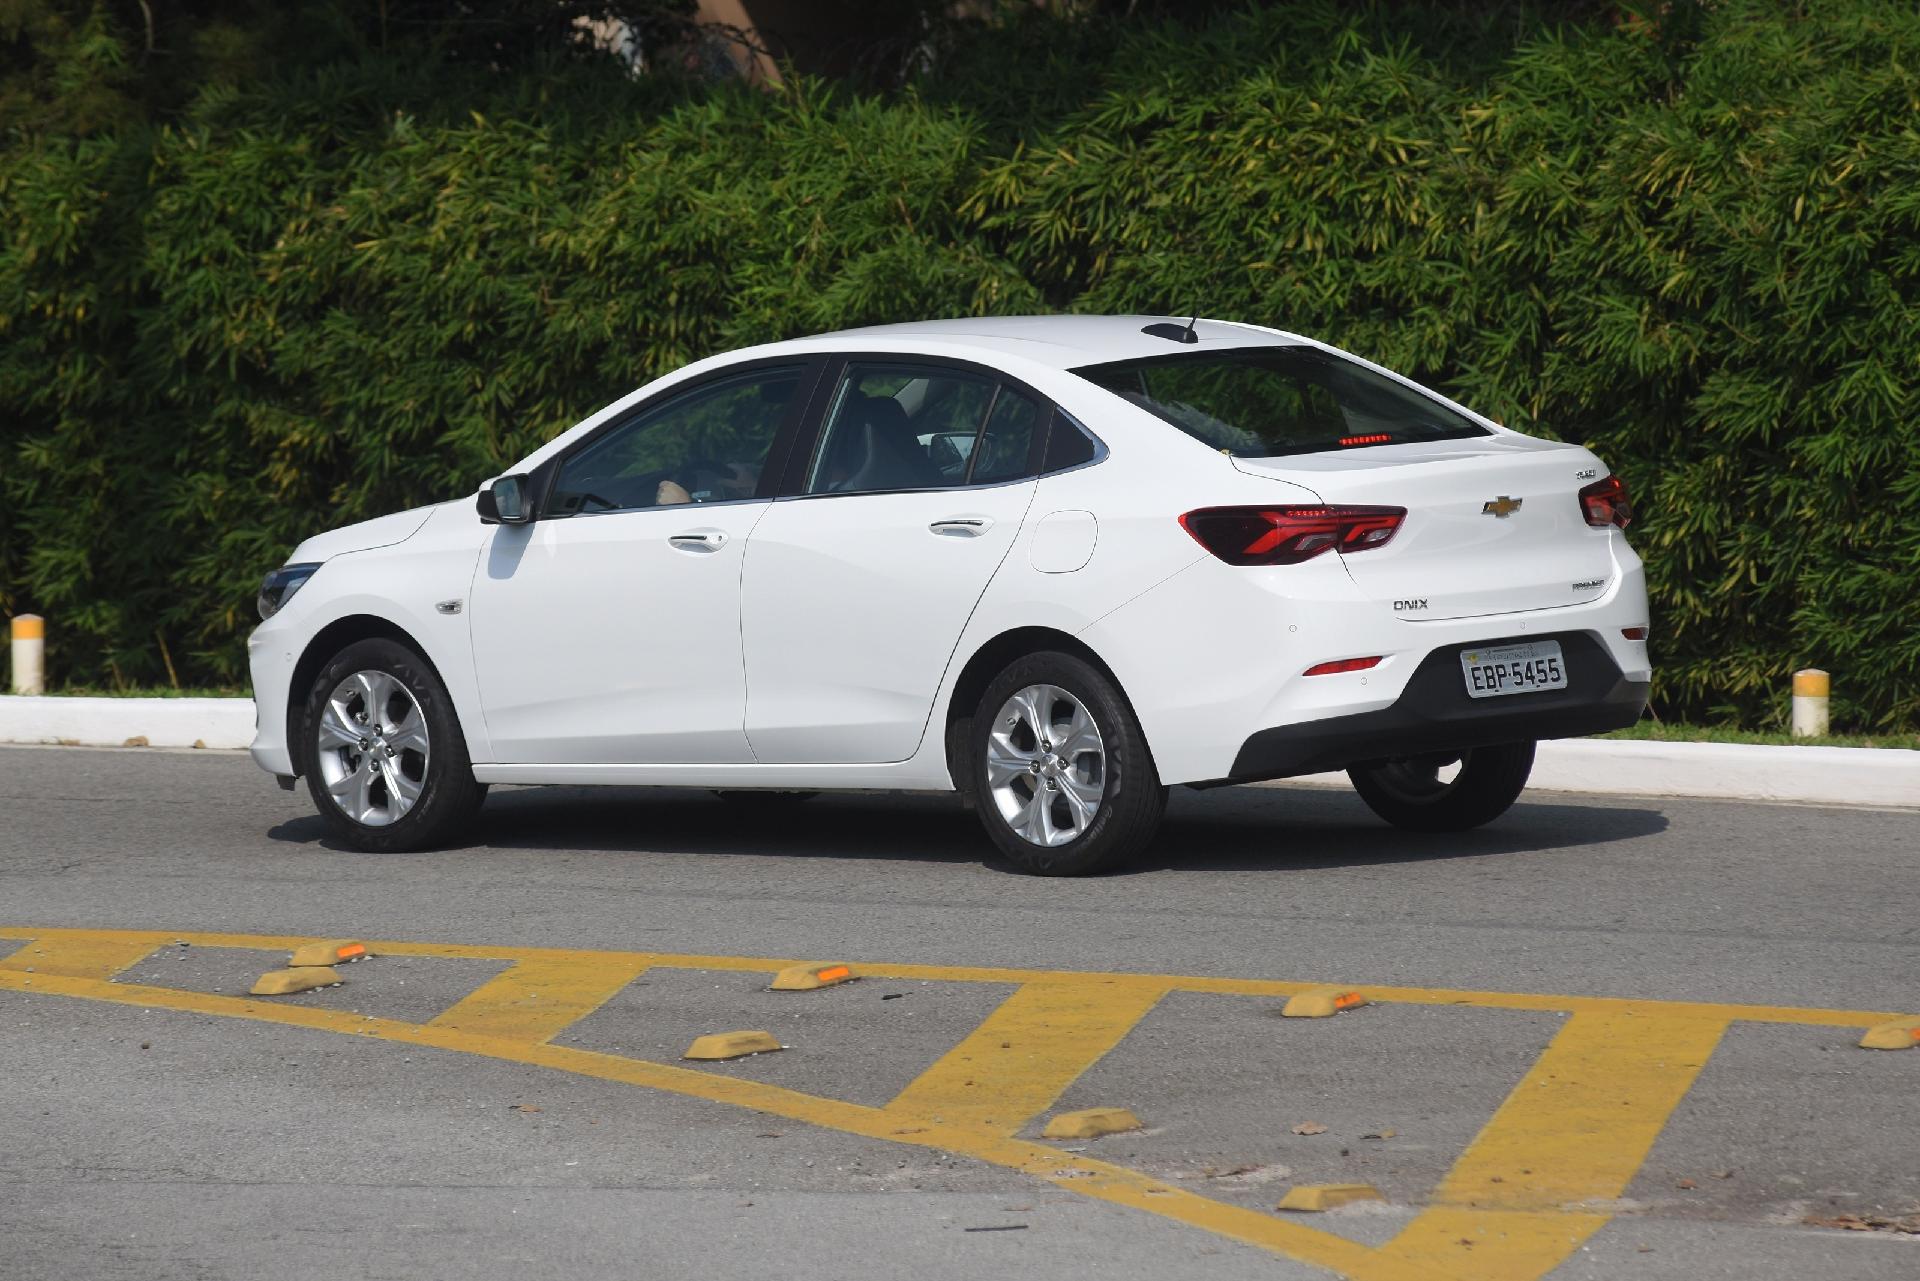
[929,517,992,538]
[668,529,729,552]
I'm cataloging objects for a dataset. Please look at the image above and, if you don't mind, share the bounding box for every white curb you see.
[1,696,1916,808]
[0,696,255,750]
[1528,736,1920,807]
[1286,736,1920,807]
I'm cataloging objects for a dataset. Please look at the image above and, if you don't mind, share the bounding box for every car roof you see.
[792,315,1305,370]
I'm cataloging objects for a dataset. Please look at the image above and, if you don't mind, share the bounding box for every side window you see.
[550,366,803,515]
[805,363,998,495]
[1041,411,1101,473]
[967,388,1043,486]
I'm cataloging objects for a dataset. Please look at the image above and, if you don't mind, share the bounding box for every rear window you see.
[1072,346,1490,458]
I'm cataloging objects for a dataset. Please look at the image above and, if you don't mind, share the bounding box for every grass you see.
[1601,722,1920,751]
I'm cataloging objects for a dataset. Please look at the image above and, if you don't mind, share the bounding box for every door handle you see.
[668,529,729,552]
[929,517,992,538]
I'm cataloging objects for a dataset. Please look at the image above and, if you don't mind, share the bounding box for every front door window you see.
[550,366,806,515]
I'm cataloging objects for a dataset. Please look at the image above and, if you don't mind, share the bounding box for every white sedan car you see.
[249,315,1649,874]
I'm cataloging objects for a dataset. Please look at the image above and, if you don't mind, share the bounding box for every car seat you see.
[821,393,942,493]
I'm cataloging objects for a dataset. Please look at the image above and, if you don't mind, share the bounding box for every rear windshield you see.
[1072,346,1490,457]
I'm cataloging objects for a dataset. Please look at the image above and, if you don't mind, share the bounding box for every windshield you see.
[1072,346,1490,457]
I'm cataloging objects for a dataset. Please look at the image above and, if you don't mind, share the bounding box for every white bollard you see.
[9,614,45,695]
[1791,668,1829,738]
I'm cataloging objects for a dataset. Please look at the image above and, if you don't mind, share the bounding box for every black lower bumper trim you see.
[1223,630,1648,784]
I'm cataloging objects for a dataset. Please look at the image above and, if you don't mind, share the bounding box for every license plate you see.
[1460,640,1567,699]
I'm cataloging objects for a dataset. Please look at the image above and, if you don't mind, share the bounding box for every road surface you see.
[2,744,1915,1280]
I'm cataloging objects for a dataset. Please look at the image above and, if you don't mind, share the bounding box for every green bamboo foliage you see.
[2,1,1916,728]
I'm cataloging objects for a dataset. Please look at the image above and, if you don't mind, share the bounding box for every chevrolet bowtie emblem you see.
[1482,495,1523,518]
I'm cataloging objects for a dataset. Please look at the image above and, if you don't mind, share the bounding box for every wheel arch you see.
[941,626,1136,801]
[287,614,451,768]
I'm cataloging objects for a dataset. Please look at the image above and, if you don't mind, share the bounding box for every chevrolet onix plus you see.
[250,316,1649,874]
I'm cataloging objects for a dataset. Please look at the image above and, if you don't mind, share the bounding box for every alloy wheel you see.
[315,669,430,827]
[984,683,1107,847]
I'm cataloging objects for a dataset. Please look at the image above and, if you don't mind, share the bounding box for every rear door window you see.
[802,362,1048,494]
[1073,346,1488,457]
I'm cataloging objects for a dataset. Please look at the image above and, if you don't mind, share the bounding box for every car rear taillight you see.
[1303,656,1383,676]
[1578,474,1632,529]
[1179,506,1406,566]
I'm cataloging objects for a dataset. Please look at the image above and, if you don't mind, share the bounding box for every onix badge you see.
[1482,495,1523,518]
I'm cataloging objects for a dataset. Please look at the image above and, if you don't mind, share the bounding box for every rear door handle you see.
[929,517,992,538]
[668,529,729,552]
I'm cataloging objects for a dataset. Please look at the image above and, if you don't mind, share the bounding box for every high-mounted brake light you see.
[1179,506,1406,566]
[1339,433,1393,447]
[1579,474,1632,529]
[1303,656,1383,677]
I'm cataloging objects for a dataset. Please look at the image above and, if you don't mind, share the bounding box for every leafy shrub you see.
[2,0,1916,730]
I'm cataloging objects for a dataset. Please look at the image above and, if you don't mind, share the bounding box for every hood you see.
[288,504,438,564]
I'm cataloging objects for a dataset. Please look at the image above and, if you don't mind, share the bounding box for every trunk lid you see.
[1231,435,1618,620]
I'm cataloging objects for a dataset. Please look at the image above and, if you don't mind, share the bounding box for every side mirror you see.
[477,474,532,525]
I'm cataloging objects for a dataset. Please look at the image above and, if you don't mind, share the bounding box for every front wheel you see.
[299,637,486,852]
[1347,741,1535,832]
[969,652,1166,875]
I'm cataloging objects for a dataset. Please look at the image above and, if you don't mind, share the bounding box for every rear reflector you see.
[1179,505,1407,565]
[1622,626,1648,641]
[1303,656,1383,676]
[1579,474,1632,528]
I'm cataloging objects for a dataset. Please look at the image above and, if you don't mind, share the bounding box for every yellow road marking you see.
[0,927,1901,1281]
[887,977,1169,1133]
[427,955,653,1044]
[0,930,170,979]
[1,928,1888,1030]
[1435,1007,1729,1211]
[1369,1006,1729,1280]
[0,962,1423,1281]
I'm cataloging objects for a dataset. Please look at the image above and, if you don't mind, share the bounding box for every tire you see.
[298,637,486,852]
[969,651,1166,875]
[1347,741,1536,832]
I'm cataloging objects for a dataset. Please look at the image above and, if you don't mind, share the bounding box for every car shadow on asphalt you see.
[1142,785,1669,873]
[267,782,1668,876]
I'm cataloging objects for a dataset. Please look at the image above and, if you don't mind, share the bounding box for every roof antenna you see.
[1140,315,1201,345]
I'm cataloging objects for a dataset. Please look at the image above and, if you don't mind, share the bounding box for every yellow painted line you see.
[0,931,172,980]
[1373,1208,1609,1281]
[1,928,1890,1030]
[886,977,1169,1133]
[0,963,1424,1281]
[1433,1006,1729,1210]
[0,926,1895,1281]
[427,955,653,1044]
[1371,1005,1729,1281]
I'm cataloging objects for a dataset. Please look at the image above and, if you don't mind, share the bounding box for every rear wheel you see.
[969,652,1166,875]
[1347,742,1535,832]
[299,637,486,852]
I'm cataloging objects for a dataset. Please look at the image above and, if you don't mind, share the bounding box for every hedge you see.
[2,0,1916,729]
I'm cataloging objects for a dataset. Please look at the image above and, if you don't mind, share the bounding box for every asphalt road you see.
[2,744,1915,1281]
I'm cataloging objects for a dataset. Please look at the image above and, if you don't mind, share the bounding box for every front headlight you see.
[258,562,322,620]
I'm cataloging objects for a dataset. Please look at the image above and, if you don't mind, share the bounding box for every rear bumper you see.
[1221,630,1648,783]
